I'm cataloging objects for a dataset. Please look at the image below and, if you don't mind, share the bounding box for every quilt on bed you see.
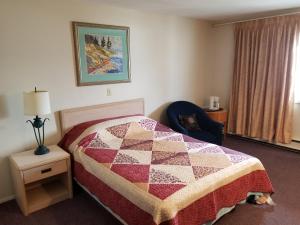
[60,115,273,225]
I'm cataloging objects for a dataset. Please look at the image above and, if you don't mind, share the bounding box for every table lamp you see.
[24,87,51,155]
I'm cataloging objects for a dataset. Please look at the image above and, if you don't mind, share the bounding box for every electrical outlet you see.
[106,88,112,96]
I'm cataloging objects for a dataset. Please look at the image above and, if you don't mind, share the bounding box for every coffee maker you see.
[209,96,220,111]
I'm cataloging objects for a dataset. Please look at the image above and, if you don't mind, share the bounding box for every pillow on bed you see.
[58,114,142,150]
[178,114,201,131]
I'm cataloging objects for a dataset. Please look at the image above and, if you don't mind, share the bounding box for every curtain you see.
[228,15,300,144]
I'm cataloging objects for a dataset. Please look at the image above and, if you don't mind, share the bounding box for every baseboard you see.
[227,134,300,153]
[0,195,15,204]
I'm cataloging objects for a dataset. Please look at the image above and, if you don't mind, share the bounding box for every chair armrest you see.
[169,121,189,135]
[204,119,223,135]
[205,119,223,145]
[196,113,224,145]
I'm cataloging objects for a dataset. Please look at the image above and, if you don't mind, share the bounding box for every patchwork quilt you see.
[61,115,273,225]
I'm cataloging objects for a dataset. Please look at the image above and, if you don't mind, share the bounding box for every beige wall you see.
[0,0,213,201]
[209,25,235,109]
[211,24,300,141]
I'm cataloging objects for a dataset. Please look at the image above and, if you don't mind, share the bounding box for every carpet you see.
[0,136,299,225]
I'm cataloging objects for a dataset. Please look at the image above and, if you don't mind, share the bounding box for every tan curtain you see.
[228,15,300,144]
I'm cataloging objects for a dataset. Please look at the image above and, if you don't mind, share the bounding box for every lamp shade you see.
[24,91,51,116]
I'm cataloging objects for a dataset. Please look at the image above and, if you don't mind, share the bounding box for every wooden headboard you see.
[60,98,144,135]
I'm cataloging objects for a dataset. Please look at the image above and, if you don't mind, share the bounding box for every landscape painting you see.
[73,22,130,86]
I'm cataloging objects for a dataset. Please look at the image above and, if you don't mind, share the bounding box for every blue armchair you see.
[166,101,223,145]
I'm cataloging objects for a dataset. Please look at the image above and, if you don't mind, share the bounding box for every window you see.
[294,37,300,104]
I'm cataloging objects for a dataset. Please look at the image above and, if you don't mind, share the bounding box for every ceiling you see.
[93,0,300,23]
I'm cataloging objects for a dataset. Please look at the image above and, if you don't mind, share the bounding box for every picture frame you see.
[72,22,131,86]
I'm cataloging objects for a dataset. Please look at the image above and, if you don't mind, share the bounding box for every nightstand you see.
[205,109,228,133]
[10,145,73,215]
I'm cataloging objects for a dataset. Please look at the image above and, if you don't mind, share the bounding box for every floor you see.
[0,136,300,225]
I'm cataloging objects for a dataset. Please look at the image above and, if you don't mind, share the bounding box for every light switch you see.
[106,88,112,96]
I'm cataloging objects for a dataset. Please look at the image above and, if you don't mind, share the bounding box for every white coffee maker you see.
[209,96,220,110]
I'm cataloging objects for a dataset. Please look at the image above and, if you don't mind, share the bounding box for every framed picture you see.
[72,22,131,86]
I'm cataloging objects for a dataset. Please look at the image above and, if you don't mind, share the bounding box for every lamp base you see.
[34,145,49,155]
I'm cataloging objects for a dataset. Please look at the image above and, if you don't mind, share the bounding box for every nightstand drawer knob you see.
[41,168,52,174]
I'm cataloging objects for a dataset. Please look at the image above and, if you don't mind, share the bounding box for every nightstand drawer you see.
[23,160,67,184]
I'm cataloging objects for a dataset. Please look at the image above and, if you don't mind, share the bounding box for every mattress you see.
[59,115,273,225]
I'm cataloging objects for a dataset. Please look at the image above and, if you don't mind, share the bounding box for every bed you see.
[59,98,274,225]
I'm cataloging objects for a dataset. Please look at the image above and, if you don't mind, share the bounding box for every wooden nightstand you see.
[205,109,228,133]
[10,145,73,215]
